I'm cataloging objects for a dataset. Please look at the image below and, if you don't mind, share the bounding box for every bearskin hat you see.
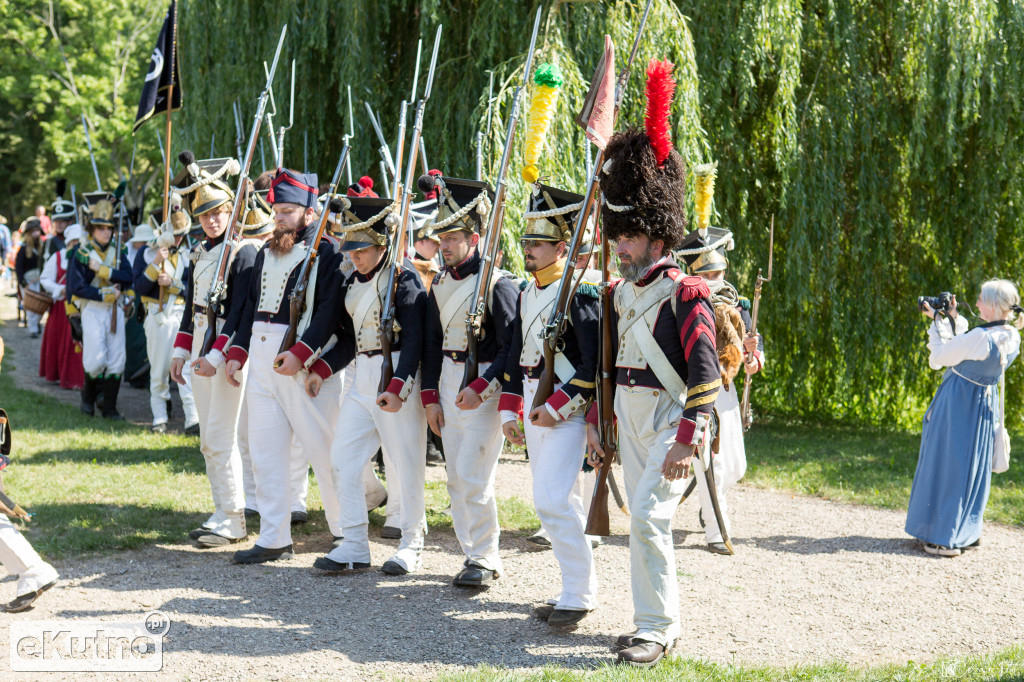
[598,59,687,251]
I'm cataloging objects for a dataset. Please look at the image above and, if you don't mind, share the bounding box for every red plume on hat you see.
[644,58,676,167]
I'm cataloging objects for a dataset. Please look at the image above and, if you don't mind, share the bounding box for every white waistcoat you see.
[190,238,260,312]
[614,275,688,401]
[345,270,391,353]
[432,271,501,352]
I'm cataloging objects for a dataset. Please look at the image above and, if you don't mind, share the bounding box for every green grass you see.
[439,645,1024,681]
[744,419,1024,527]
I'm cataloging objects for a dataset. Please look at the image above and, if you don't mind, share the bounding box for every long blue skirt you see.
[905,373,995,548]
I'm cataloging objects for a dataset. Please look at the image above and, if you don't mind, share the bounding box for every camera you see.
[918,291,953,313]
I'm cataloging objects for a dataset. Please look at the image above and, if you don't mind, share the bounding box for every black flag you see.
[133,0,182,133]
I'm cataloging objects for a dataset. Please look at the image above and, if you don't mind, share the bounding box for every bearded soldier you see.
[134,200,199,433]
[311,195,428,577]
[222,168,347,564]
[168,153,254,549]
[676,168,763,554]
[498,184,600,627]
[419,176,518,587]
[67,192,135,420]
[585,61,722,667]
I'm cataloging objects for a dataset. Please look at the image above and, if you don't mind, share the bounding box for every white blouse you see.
[928,316,1021,370]
[39,250,68,300]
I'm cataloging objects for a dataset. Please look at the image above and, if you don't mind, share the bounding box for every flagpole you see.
[161,0,178,224]
[162,83,173,223]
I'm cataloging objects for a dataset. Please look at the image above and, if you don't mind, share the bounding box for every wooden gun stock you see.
[462,332,479,387]
[532,341,557,411]
[585,459,612,536]
[378,320,395,397]
[279,293,304,355]
[200,306,219,356]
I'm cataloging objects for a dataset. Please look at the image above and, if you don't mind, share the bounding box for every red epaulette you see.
[673,272,709,302]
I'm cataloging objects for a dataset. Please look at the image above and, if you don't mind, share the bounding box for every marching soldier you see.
[232,189,314,523]
[168,153,253,548]
[499,184,600,627]
[311,195,429,577]
[419,176,518,587]
[67,192,135,420]
[676,168,764,554]
[222,168,346,564]
[134,201,199,433]
[585,61,722,666]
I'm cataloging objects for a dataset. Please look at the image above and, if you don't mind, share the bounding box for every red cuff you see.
[311,358,333,381]
[676,418,696,444]
[467,377,489,395]
[386,378,405,397]
[289,341,315,364]
[498,393,523,414]
[211,334,230,353]
[420,389,440,407]
[174,332,193,351]
[545,389,571,417]
[585,402,599,426]
[225,346,249,367]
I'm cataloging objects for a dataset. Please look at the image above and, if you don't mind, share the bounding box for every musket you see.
[276,60,296,166]
[461,8,541,390]
[378,24,442,397]
[80,114,103,191]
[532,0,655,411]
[278,146,350,356]
[70,184,78,223]
[110,143,136,333]
[209,133,216,158]
[741,216,774,430]
[232,101,244,163]
[343,85,355,185]
[0,486,30,522]
[586,194,616,536]
[365,102,397,184]
[693,412,734,553]
[200,24,287,356]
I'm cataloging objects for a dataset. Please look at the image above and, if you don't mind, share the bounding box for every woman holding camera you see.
[906,279,1022,556]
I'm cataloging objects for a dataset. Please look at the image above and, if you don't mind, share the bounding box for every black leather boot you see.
[101,376,125,420]
[80,375,99,416]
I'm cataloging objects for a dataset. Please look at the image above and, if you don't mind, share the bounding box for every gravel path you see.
[2,289,1024,680]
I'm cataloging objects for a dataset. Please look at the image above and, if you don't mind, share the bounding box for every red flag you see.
[575,35,616,150]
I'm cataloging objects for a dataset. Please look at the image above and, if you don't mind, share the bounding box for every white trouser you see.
[246,323,343,549]
[438,359,504,572]
[0,514,58,597]
[25,281,41,334]
[239,417,310,513]
[615,385,687,647]
[328,352,426,570]
[80,301,125,377]
[190,314,246,539]
[522,378,597,611]
[145,302,198,426]
[697,382,746,543]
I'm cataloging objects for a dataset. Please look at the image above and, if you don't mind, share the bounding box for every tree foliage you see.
[0,0,167,220]
[4,0,1024,428]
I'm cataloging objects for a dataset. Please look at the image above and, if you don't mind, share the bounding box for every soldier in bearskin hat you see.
[168,153,255,549]
[675,164,764,556]
[133,197,199,434]
[310,194,429,577]
[585,60,722,666]
[418,175,519,587]
[66,191,136,419]
[222,168,349,564]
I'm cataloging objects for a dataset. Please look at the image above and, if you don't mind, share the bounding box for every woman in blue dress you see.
[906,279,1022,557]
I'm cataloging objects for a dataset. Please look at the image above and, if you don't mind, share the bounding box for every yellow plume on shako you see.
[692,161,717,234]
[521,63,564,184]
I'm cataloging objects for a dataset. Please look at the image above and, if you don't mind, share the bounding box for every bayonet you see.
[81,114,103,191]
